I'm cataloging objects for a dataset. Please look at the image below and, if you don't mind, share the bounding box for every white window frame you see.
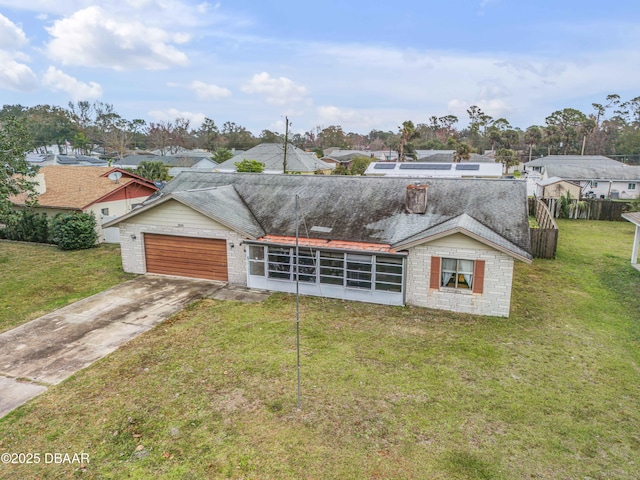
[248,245,404,293]
[440,258,475,290]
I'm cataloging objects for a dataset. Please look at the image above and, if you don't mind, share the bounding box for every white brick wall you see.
[118,223,248,286]
[117,220,516,317]
[405,244,515,317]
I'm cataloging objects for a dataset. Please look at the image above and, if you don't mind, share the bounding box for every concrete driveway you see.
[0,275,225,419]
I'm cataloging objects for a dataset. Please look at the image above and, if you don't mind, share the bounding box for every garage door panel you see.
[144,234,228,281]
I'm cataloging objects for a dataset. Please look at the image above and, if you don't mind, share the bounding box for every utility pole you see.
[295,193,301,409]
[283,116,289,174]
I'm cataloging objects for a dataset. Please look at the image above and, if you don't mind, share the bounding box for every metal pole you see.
[295,194,301,409]
[284,117,289,174]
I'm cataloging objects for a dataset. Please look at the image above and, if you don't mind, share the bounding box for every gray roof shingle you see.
[149,172,532,260]
[215,143,334,172]
[172,186,265,238]
[525,155,640,181]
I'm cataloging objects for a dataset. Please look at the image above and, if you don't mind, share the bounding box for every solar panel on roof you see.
[373,163,397,169]
[399,163,452,170]
[456,164,480,170]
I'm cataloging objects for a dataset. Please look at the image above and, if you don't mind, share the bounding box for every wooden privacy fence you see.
[530,198,558,259]
[540,198,627,221]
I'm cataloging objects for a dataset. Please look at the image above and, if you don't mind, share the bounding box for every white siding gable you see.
[131,199,229,230]
[425,232,495,251]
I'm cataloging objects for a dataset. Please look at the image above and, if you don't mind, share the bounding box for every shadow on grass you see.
[442,449,504,480]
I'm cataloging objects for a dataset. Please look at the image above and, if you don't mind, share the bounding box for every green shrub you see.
[50,212,98,250]
[0,210,51,243]
[235,159,265,173]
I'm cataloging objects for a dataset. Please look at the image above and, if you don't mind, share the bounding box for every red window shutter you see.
[430,256,441,289]
[473,260,485,294]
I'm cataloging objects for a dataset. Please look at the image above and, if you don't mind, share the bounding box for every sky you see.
[1,0,639,136]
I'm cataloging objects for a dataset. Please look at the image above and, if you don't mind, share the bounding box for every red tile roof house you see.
[105,173,533,317]
[11,166,157,243]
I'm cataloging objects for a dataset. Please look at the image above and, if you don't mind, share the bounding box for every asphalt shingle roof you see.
[525,155,640,181]
[215,143,334,172]
[144,172,532,260]
[172,186,265,238]
[11,166,151,209]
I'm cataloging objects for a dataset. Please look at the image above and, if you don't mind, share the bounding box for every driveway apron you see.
[0,275,223,418]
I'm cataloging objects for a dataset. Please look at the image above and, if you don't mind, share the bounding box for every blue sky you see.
[1,0,639,135]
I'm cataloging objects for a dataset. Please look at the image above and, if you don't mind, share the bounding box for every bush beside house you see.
[0,211,98,250]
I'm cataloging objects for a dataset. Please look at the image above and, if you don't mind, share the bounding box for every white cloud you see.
[242,72,310,106]
[0,52,37,91]
[45,6,190,70]
[0,15,36,91]
[42,66,103,101]
[147,108,207,128]
[0,0,221,28]
[0,13,27,49]
[189,80,232,100]
[315,105,384,132]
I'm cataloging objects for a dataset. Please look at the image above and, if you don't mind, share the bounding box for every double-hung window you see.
[248,245,266,276]
[441,258,475,290]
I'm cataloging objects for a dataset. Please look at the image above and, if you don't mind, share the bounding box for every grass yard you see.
[0,220,639,479]
[0,241,135,333]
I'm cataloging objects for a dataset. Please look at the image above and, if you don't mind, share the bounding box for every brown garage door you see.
[144,234,228,281]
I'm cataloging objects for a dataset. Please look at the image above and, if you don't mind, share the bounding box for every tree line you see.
[1,95,640,165]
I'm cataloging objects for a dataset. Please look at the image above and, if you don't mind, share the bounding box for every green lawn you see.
[0,221,639,479]
[0,241,135,333]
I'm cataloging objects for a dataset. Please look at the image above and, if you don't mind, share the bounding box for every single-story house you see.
[105,173,532,317]
[26,153,109,166]
[524,155,640,199]
[11,166,157,243]
[535,176,582,199]
[321,150,374,169]
[215,143,335,174]
[324,150,495,164]
[622,212,640,272]
[113,153,217,177]
[364,162,503,178]
[416,152,495,163]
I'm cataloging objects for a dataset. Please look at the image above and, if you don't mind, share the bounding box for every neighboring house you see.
[535,177,582,199]
[325,150,494,164]
[524,155,640,199]
[114,153,217,177]
[26,153,109,167]
[322,150,374,169]
[10,166,157,243]
[328,150,400,162]
[622,212,640,272]
[105,173,532,317]
[525,171,543,196]
[364,162,503,178]
[215,143,335,174]
[416,152,495,163]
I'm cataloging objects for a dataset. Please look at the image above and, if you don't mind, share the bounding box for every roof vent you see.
[310,226,332,233]
[405,183,428,214]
